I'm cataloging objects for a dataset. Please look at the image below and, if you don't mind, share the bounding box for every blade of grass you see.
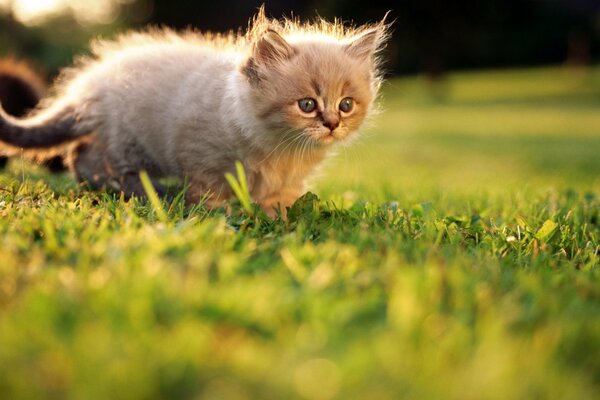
[139,170,168,223]
[225,161,253,214]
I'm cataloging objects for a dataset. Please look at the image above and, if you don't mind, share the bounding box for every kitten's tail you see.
[0,98,90,149]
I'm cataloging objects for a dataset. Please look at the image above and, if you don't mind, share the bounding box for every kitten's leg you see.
[258,188,304,219]
[102,134,168,198]
[184,171,303,218]
[180,156,237,209]
[68,138,166,198]
[67,138,115,191]
[119,172,167,199]
[184,176,232,209]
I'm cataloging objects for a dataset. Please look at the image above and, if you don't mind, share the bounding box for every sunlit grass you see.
[0,66,599,399]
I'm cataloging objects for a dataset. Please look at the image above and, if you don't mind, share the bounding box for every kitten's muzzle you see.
[322,118,339,131]
[316,128,344,145]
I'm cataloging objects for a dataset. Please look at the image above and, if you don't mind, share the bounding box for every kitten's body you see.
[0,11,388,215]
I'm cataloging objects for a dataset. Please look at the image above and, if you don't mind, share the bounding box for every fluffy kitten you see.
[0,10,388,216]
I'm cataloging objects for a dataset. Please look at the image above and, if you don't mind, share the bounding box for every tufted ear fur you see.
[345,29,380,61]
[253,29,295,66]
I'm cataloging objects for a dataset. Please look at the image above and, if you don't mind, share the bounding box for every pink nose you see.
[323,119,339,131]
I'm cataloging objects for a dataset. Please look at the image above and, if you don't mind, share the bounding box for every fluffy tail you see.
[0,58,81,171]
[0,99,87,149]
[0,58,91,150]
[0,58,45,167]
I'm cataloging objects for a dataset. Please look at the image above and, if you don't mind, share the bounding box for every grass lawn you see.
[0,66,599,399]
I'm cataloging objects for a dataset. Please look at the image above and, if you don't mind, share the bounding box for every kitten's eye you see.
[339,97,354,113]
[298,98,317,113]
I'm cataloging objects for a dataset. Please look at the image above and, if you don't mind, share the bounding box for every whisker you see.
[275,131,305,167]
[259,128,298,163]
[263,129,302,165]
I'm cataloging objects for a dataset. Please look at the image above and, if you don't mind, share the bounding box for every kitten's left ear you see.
[345,29,382,61]
[254,29,295,66]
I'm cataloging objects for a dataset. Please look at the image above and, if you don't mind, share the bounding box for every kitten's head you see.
[242,14,389,149]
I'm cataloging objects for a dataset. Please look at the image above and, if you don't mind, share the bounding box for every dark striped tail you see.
[0,101,88,149]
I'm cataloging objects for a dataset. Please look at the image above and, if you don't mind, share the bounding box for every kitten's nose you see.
[322,119,339,131]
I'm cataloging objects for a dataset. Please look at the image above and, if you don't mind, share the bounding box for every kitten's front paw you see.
[263,205,281,219]
[260,197,297,220]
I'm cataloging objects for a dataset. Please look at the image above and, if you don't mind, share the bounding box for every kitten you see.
[0,9,389,216]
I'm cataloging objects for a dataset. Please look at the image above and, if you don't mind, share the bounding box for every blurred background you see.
[0,0,599,77]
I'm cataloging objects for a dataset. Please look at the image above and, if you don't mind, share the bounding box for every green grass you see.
[1,66,599,399]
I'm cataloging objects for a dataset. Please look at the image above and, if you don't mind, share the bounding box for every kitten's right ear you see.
[345,29,381,61]
[253,29,295,66]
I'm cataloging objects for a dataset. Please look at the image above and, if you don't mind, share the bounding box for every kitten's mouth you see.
[319,133,336,144]
[315,130,344,145]
[305,129,345,146]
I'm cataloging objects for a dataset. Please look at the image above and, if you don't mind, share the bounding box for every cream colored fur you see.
[0,9,389,217]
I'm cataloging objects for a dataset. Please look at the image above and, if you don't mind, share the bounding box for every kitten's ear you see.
[254,29,295,66]
[345,29,381,61]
